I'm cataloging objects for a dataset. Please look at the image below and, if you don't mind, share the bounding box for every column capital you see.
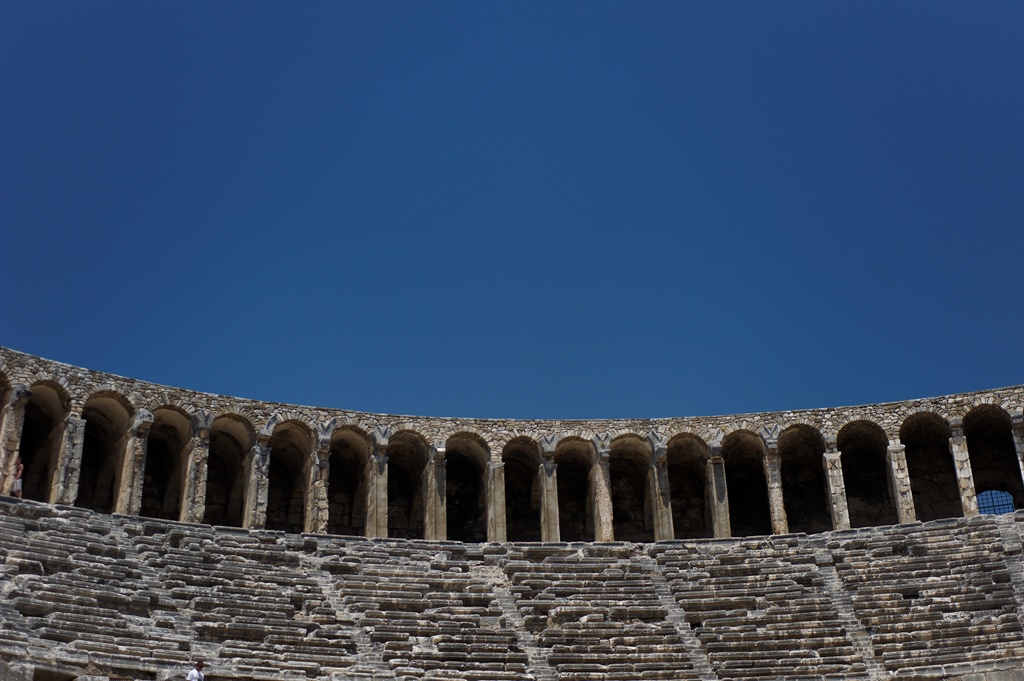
[647,431,668,467]
[6,383,32,408]
[591,433,611,462]
[429,441,446,462]
[316,418,337,453]
[539,433,558,455]
[371,424,394,448]
[191,410,214,439]
[131,409,154,436]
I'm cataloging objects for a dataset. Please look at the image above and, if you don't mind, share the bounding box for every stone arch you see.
[502,436,542,542]
[205,413,254,527]
[899,412,959,521]
[327,425,370,536]
[265,420,314,533]
[554,436,596,542]
[445,432,490,542]
[18,381,69,503]
[778,424,830,533]
[666,432,710,539]
[721,429,771,537]
[140,407,191,520]
[838,419,896,527]
[963,404,1023,510]
[386,429,429,539]
[609,434,653,542]
[76,393,134,513]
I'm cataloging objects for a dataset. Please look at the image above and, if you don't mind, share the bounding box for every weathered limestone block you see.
[950,417,980,518]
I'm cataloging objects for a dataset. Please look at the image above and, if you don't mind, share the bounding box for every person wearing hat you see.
[186,661,204,681]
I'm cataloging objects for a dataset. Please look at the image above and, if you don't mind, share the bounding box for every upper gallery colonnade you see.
[1,346,1022,543]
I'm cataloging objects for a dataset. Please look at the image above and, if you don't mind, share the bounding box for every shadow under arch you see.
[838,419,896,527]
[502,436,541,541]
[446,432,490,542]
[722,429,770,537]
[206,414,254,527]
[140,407,191,520]
[18,381,69,503]
[386,430,429,539]
[555,437,595,542]
[609,434,653,542]
[779,424,830,533]
[266,420,314,533]
[666,433,710,539]
[964,404,1023,510]
[328,425,370,537]
[900,412,959,521]
[76,394,134,514]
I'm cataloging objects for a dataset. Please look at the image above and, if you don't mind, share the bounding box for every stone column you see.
[364,426,391,538]
[947,418,979,517]
[179,411,213,524]
[886,441,916,524]
[52,414,86,505]
[764,439,789,535]
[707,447,731,538]
[0,384,31,495]
[1011,412,1024,494]
[423,441,446,541]
[590,434,614,543]
[304,432,330,534]
[486,461,506,543]
[823,441,851,531]
[243,431,271,529]
[539,435,560,542]
[647,432,674,541]
[115,410,154,516]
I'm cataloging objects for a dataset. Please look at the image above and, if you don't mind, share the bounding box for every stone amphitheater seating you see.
[3,497,1024,681]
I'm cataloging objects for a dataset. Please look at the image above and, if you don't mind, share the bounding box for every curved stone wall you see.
[3,348,1024,680]
[1,347,1023,544]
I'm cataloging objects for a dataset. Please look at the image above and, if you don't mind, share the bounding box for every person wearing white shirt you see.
[186,661,205,681]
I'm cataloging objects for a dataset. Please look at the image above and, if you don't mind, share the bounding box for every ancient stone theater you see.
[1,346,1023,681]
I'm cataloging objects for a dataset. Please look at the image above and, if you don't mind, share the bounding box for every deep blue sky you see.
[1,3,1021,419]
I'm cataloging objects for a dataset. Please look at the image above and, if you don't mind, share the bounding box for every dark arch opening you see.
[964,405,1024,511]
[446,434,488,542]
[900,412,959,521]
[779,425,830,533]
[503,438,541,541]
[265,423,311,533]
[838,420,896,528]
[140,409,190,520]
[76,397,131,514]
[387,431,427,539]
[667,434,710,539]
[18,385,66,503]
[327,428,368,536]
[205,416,250,527]
[446,451,484,542]
[722,430,771,537]
[555,439,594,542]
[609,435,653,542]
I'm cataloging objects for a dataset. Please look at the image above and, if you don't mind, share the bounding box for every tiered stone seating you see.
[321,540,530,681]
[829,517,1024,674]
[137,523,358,679]
[3,497,1024,681]
[651,537,870,680]
[503,544,701,681]
[0,501,191,676]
